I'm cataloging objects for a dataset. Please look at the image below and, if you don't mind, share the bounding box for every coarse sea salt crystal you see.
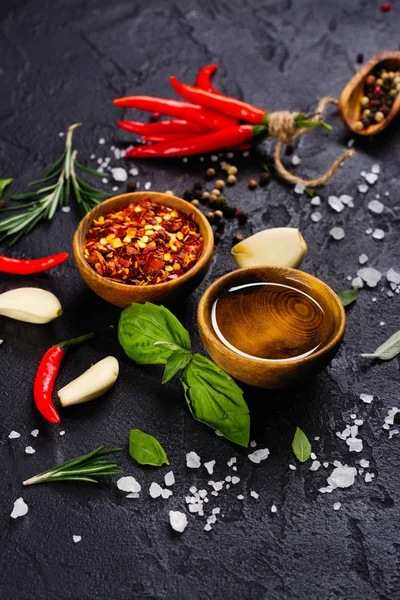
[360,393,373,404]
[340,194,353,205]
[250,440,257,448]
[8,431,20,439]
[368,200,384,214]
[387,269,400,285]
[389,429,399,439]
[357,268,381,287]
[364,173,378,185]
[111,167,127,182]
[311,452,317,460]
[10,497,28,519]
[330,227,345,240]
[59,431,65,436]
[73,535,82,543]
[161,488,173,499]
[333,502,341,511]
[327,466,357,489]
[248,448,270,464]
[61,206,71,213]
[227,457,237,467]
[198,489,207,499]
[237,494,244,500]
[310,460,321,471]
[31,429,39,437]
[346,438,363,452]
[164,471,175,487]
[25,446,35,454]
[126,492,139,499]
[328,196,344,212]
[311,212,322,223]
[294,183,305,195]
[144,182,151,190]
[231,476,240,485]
[186,451,201,468]
[117,476,141,494]
[169,510,188,533]
[250,491,259,499]
[292,154,301,166]
[348,138,355,148]
[204,460,215,475]
[358,184,368,194]
[289,464,296,471]
[271,505,277,513]
[311,196,321,206]
[365,473,375,483]
[99,138,105,145]
[371,164,380,174]
[359,254,368,265]
[352,277,364,289]
[372,229,385,240]
[359,459,369,468]
[212,481,224,492]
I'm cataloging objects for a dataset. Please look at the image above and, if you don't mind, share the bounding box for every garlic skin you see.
[58,356,119,407]
[0,287,62,324]
[231,228,307,269]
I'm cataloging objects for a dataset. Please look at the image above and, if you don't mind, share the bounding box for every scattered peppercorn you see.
[227,166,238,176]
[236,210,248,225]
[164,190,174,196]
[192,189,202,200]
[214,231,221,243]
[214,210,224,221]
[201,191,210,202]
[127,179,138,192]
[150,112,160,122]
[232,233,244,245]
[357,64,399,130]
[213,195,227,207]
[193,182,203,191]
[183,188,193,200]
[216,218,225,232]
[259,172,271,186]
[222,205,238,218]
[206,211,215,223]
[356,53,364,64]
[248,179,258,189]
[206,167,216,179]
[191,199,200,208]
[227,174,237,185]
[215,179,225,190]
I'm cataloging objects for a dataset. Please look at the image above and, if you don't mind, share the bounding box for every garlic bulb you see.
[231,228,307,269]
[0,287,62,324]
[58,356,119,407]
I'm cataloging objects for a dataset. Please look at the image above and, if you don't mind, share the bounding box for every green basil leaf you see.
[181,353,250,447]
[162,350,192,384]
[361,330,400,361]
[118,302,191,364]
[292,427,311,462]
[338,287,358,307]
[129,429,170,466]
[0,178,13,199]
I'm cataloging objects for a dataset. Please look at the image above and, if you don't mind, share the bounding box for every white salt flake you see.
[359,459,369,468]
[309,196,321,207]
[99,138,105,145]
[291,154,301,166]
[164,471,175,487]
[330,227,345,240]
[212,481,224,492]
[328,196,344,212]
[314,436,320,441]
[248,448,270,464]
[351,277,364,289]
[186,451,201,468]
[327,466,357,489]
[59,431,65,436]
[250,440,257,448]
[323,462,329,468]
[169,510,188,533]
[144,182,152,190]
[368,200,384,214]
[358,183,369,194]
[25,446,35,454]
[357,268,381,287]
[149,482,163,498]
[371,164,380,174]
[289,464,296,471]
[126,492,140,499]
[73,535,82,543]
[365,228,373,234]
[311,452,317,460]
[311,211,322,222]
[198,489,207,499]
[161,488,173,499]
[250,490,259,499]
[225,475,232,483]
[347,138,355,148]
[10,497,28,519]
[355,419,364,426]
[212,507,221,515]
[227,457,237,467]
[372,229,385,240]
[294,183,305,194]
[117,476,141,494]
[231,476,240,485]
[204,523,212,531]
[90,154,95,159]
[389,429,399,439]
[358,254,368,265]
[365,472,375,483]
[237,494,244,500]
[387,269,400,285]
[204,460,215,475]
[360,393,373,404]
[31,429,39,437]
[333,502,341,511]
[310,460,321,471]
[58,132,65,137]
[364,173,378,185]
[350,414,357,419]
[271,505,277,513]
[8,431,20,439]
[340,194,353,205]
[112,186,118,191]
[346,438,363,452]
[61,206,71,213]
[111,167,127,182]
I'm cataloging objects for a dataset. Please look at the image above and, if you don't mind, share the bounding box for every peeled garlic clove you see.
[231,228,307,269]
[0,287,62,324]
[58,356,119,407]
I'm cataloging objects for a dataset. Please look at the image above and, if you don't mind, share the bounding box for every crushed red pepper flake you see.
[84,199,203,285]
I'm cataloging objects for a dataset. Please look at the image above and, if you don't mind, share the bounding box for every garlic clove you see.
[58,356,119,407]
[231,228,307,269]
[0,287,62,324]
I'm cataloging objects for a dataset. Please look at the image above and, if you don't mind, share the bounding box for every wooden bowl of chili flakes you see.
[73,192,214,308]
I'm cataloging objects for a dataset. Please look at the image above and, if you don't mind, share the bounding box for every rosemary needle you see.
[0,123,110,246]
[23,446,123,486]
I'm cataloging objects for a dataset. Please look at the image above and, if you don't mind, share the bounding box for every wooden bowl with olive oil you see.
[73,192,214,308]
[198,266,346,389]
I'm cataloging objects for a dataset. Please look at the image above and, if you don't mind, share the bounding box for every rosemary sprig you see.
[0,123,110,246]
[23,446,123,486]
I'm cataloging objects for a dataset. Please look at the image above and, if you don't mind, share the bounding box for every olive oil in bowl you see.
[211,282,326,362]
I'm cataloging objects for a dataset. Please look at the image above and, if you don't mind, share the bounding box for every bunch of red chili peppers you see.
[114,64,330,158]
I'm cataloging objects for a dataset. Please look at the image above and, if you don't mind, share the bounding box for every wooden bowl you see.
[198,267,346,389]
[338,51,400,135]
[73,192,214,308]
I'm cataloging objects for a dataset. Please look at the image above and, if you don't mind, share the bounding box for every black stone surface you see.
[1,1,400,598]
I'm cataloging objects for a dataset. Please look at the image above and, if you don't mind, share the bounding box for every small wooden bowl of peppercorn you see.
[73,192,214,308]
[339,51,400,135]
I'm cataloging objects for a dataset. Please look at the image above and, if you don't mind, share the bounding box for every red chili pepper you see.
[33,331,97,423]
[170,76,267,125]
[0,252,69,275]
[113,96,237,131]
[117,120,208,135]
[195,64,221,95]
[142,134,195,143]
[125,124,266,158]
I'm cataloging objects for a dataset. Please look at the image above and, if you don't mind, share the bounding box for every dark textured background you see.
[1,1,400,599]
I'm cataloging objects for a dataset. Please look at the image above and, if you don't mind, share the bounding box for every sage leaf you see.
[361,330,400,361]
[338,287,358,307]
[292,427,311,462]
[181,353,250,447]
[118,302,191,364]
[0,178,13,198]
[162,350,192,384]
[129,429,170,467]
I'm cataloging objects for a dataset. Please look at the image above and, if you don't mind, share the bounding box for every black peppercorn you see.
[191,199,200,208]
[193,188,202,200]
[216,218,225,232]
[214,231,221,243]
[356,53,364,64]
[206,211,215,223]
[237,211,248,225]
[394,412,400,425]
[183,188,193,201]
[126,179,137,192]
[259,172,271,186]
[222,205,237,218]
[232,233,244,245]
[193,181,203,191]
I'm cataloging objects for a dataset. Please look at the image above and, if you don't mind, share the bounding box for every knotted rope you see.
[267,97,354,187]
